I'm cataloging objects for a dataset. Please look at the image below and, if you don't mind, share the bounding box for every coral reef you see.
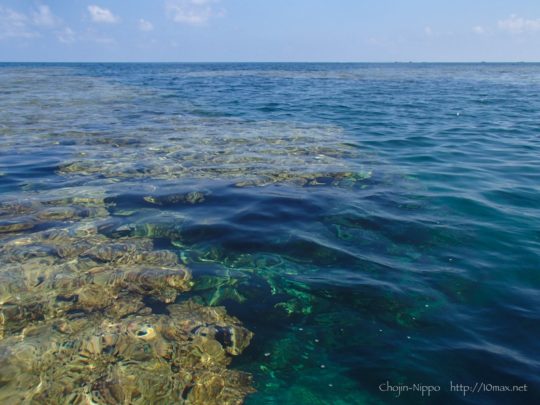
[0,193,254,404]
[55,119,370,188]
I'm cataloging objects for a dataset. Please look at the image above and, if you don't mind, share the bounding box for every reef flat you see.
[0,193,254,404]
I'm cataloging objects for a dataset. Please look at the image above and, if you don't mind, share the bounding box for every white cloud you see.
[0,5,78,44]
[472,25,485,35]
[57,27,76,43]
[166,0,222,25]
[422,26,456,38]
[32,5,60,28]
[33,5,76,44]
[0,6,37,39]
[88,5,119,23]
[138,18,154,31]
[498,14,540,34]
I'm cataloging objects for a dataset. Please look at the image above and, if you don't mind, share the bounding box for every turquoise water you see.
[1,63,539,404]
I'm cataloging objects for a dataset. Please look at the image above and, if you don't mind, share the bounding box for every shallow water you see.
[1,63,539,404]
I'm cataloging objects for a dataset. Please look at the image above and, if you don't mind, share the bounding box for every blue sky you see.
[1,0,540,62]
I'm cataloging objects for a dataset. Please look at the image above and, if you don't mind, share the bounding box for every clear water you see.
[1,63,539,404]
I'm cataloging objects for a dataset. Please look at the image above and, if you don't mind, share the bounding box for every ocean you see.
[0,63,539,404]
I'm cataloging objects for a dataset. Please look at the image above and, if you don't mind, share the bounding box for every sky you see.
[1,0,540,62]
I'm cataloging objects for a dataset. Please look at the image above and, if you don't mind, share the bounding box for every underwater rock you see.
[0,221,194,333]
[53,119,371,191]
[104,294,150,319]
[120,221,186,247]
[1,190,110,215]
[0,301,254,404]
[0,216,37,233]
[36,186,110,208]
[185,191,206,204]
[58,157,371,188]
[0,200,42,217]
[37,206,109,221]
[90,264,192,304]
[0,301,46,339]
[83,240,154,263]
[0,262,193,336]
[1,230,177,267]
[0,193,110,241]
[143,191,206,206]
[37,206,79,221]
[166,301,253,356]
[0,192,255,403]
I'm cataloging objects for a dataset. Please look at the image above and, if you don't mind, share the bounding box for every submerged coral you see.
[55,118,371,189]
[0,302,254,404]
[0,193,255,404]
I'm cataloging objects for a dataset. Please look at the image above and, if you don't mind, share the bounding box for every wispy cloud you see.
[36,5,77,44]
[32,5,60,28]
[472,25,485,35]
[1,4,77,44]
[57,27,76,43]
[88,5,119,24]
[422,25,454,38]
[0,6,37,39]
[138,19,154,32]
[498,14,540,34]
[166,0,223,25]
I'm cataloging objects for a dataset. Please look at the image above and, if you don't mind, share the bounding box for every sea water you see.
[0,63,539,404]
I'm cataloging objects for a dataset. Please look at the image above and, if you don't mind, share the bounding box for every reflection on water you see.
[1,63,540,404]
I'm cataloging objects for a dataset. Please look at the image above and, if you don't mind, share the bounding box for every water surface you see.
[1,63,539,404]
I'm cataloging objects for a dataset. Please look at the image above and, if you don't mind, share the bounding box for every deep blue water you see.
[1,63,539,404]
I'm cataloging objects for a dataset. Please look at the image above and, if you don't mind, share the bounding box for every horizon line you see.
[1,60,539,64]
